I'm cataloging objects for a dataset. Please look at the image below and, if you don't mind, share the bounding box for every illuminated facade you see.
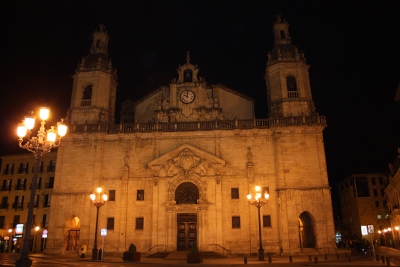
[45,17,336,256]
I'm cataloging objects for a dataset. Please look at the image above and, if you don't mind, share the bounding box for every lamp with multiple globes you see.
[247,185,270,261]
[15,106,67,267]
[90,186,108,260]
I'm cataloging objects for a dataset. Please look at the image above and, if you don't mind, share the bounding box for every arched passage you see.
[64,216,81,253]
[298,212,315,248]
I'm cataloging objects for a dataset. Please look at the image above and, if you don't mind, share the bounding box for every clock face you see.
[180,90,195,104]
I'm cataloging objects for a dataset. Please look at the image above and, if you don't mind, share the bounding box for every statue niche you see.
[175,182,199,204]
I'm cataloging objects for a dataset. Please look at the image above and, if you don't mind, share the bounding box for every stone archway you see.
[64,216,81,253]
[298,212,315,248]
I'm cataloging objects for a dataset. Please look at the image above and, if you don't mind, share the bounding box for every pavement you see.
[28,247,399,266]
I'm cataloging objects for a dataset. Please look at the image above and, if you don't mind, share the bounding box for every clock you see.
[180,90,195,104]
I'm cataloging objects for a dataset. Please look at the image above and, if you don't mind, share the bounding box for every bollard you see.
[309,255,312,261]
[324,254,327,261]
[381,255,385,263]
[244,256,247,264]
[289,255,292,262]
[268,256,272,263]
[386,258,390,266]
[314,256,318,264]
[336,253,339,259]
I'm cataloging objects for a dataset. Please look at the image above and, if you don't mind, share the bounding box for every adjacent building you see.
[0,151,57,252]
[337,172,390,244]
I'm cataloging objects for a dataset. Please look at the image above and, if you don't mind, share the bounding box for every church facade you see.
[46,17,336,256]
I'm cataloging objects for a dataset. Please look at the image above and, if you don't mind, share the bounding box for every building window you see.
[41,214,48,228]
[45,177,54,189]
[263,215,272,227]
[371,177,376,185]
[231,188,239,199]
[373,189,377,197]
[15,179,26,190]
[44,194,51,208]
[13,215,20,228]
[375,201,380,207]
[0,216,4,228]
[232,216,241,228]
[379,177,383,185]
[48,161,56,172]
[381,189,385,197]
[262,187,270,195]
[18,163,29,174]
[184,69,193,82]
[81,85,92,106]
[136,217,144,230]
[286,76,298,98]
[4,164,14,175]
[109,190,116,201]
[107,218,114,230]
[137,190,144,201]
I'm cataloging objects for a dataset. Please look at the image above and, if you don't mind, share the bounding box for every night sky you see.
[1,1,399,215]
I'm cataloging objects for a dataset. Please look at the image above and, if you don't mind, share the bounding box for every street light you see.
[15,106,67,267]
[247,185,270,261]
[90,186,108,260]
[8,229,12,252]
[33,226,39,253]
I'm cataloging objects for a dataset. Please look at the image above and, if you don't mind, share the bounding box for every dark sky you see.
[1,1,400,213]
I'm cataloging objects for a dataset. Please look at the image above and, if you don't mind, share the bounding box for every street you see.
[0,246,400,267]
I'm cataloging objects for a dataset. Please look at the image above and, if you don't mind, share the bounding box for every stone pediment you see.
[148,144,225,178]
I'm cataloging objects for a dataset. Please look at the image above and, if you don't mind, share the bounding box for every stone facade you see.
[45,16,336,256]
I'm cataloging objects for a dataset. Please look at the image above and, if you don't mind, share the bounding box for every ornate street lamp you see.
[90,186,108,260]
[15,106,67,267]
[247,185,270,261]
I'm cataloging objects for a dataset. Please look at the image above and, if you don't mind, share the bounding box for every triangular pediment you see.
[148,144,225,177]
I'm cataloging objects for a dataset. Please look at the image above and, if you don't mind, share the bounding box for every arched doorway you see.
[298,212,315,248]
[175,182,199,250]
[64,216,81,252]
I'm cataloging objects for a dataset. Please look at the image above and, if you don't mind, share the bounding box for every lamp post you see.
[247,185,270,261]
[33,226,39,253]
[90,186,108,260]
[15,106,67,267]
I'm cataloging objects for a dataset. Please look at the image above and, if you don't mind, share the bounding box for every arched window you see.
[280,30,286,39]
[286,76,298,98]
[81,85,92,106]
[184,69,193,82]
[175,182,199,204]
[96,40,101,48]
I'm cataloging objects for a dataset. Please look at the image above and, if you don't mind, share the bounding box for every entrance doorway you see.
[177,213,197,250]
[298,212,315,248]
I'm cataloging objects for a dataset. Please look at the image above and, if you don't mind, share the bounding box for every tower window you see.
[81,85,92,106]
[184,69,193,82]
[286,76,298,98]
[280,30,286,39]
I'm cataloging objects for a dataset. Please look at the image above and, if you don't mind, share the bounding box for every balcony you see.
[14,184,26,190]
[70,116,327,134]
[0,203,9,210]
[17,168,28,174]
[45,183,54,189]
[0,185,11,191]
[12,202,24,211]
[27,202,39,209]
[47,166,56,172]
[43,202,51,208]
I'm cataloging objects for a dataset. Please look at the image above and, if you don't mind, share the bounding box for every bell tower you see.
[265,15,316,118]
[69,24,118,125]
